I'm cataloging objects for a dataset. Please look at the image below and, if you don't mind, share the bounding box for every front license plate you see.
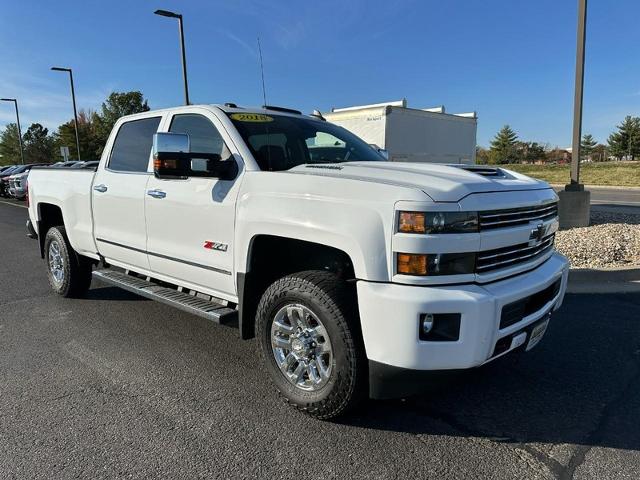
[526,318,550,351]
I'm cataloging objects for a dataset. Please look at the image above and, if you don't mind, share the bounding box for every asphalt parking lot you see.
[1,199,639,479]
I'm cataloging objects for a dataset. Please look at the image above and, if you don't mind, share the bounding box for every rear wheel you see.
[256,270,366,419]
[44,226,92,297]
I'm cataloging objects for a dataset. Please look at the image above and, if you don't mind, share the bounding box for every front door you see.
[92,115,162,271]
[144,109,242,300]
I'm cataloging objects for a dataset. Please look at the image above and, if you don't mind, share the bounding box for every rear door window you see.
[108,117,161,172]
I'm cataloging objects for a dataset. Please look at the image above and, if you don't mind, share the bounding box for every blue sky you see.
[1,0,638,147]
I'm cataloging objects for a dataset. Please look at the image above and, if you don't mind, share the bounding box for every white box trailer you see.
[323,99,477,164]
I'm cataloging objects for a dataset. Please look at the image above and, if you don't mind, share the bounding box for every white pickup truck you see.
[27,104,569,419]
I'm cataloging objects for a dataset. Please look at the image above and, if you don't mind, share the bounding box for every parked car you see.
[0,165,23,197]
[9,164,48,199]
[71,160,99,169]
[83,161,99,169]
[53,160,82,168]
[27,104,568,419]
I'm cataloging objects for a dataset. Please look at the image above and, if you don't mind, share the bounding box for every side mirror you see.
[152,132,238,180]
[377,148,389,160]
[369,143,389,160]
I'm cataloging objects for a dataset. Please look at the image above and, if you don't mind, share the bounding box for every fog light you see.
[421,314,434,334]
[419,313,462,341]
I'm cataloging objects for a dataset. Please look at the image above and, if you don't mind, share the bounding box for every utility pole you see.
[51,67,82,161]
[0,98,25,164]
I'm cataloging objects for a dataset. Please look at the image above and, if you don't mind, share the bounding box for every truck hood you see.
[291,162,550,202]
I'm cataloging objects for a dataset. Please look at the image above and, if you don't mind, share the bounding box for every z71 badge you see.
[204,241,228,252]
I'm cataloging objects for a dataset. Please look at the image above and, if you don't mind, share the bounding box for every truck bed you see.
[28,167,98,259]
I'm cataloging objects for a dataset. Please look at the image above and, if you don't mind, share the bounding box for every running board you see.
[92,269,237,325]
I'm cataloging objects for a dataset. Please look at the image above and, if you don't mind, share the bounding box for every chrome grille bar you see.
[476,234,555,272]
[479,202,558,230]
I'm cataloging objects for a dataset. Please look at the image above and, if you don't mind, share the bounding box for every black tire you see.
[44,225,93,298]
[256,270,366,419]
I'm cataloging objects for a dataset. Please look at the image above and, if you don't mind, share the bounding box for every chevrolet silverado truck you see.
[27,104,569,419]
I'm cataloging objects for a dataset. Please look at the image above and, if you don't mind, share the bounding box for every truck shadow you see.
[340,292,640,452]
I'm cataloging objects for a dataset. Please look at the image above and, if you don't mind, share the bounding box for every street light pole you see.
[558,0,590,229]
[51,67,81,161]
[569,0,587,188]
[154,9,190,105]
[0,98,25,164]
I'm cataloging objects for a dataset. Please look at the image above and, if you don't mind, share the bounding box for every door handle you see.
[147,189,166,199]
[93,184,108,193]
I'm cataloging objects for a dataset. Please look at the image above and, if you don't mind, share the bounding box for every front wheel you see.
[44,226,93,298]
[256,271,366,419]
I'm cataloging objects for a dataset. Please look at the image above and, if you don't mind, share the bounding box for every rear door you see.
[92,115,162,271]
[144,109,242,299]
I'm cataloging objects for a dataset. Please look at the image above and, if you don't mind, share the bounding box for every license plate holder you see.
[526,316,550,351]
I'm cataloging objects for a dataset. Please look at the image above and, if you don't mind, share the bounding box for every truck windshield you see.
[226,112,385,171]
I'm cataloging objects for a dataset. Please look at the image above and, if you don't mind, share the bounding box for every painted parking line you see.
[0,200,28,209]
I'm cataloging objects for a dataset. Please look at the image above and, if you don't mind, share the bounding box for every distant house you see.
[545,147,572,164]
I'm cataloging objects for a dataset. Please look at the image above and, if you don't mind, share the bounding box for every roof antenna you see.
[257,37,268,108]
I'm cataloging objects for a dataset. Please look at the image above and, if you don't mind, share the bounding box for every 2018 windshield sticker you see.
[230,113,274,123]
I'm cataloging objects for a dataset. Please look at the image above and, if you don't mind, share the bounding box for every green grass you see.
[505,162,640,187]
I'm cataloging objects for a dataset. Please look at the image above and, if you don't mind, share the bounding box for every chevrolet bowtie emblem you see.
[529,223,545,244]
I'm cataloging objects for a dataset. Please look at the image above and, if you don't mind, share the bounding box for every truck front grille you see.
[479,202,558,230]
[476,234,555,273]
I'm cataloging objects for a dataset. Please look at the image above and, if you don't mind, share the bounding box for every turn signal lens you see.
[399,212,426,234]
[154,158,179,170]
[397,253,428,275]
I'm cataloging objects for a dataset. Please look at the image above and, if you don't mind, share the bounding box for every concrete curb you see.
[567,267,640,293]
[551,184,640,191]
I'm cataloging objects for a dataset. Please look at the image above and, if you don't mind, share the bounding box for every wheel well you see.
[238,235,357,339]
[37,203,64,258]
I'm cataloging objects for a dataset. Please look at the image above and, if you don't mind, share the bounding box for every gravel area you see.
[556,211,640,269]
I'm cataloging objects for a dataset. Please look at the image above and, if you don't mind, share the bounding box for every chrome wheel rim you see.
[48,240,64,284]
[270,304,333,391]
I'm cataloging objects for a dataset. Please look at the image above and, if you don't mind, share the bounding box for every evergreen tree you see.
[608,116,640,160]
[0,123,22,165]
[580,134,597,160]
[489,125,519,164]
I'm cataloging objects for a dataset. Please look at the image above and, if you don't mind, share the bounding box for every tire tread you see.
[256,270,365,420]
[45,225,92,298]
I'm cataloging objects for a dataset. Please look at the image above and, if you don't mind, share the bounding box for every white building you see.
[323,99,478,164]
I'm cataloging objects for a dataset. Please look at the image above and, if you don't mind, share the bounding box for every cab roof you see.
[119,103,323,123]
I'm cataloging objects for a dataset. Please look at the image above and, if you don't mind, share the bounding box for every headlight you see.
[397,252,476,276]
[398,211,478,234]
[398,212,426,234]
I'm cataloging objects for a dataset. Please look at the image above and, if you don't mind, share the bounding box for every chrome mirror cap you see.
[153,132,190,156]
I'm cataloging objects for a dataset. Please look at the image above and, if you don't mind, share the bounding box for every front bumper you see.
[357,252,569,398]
